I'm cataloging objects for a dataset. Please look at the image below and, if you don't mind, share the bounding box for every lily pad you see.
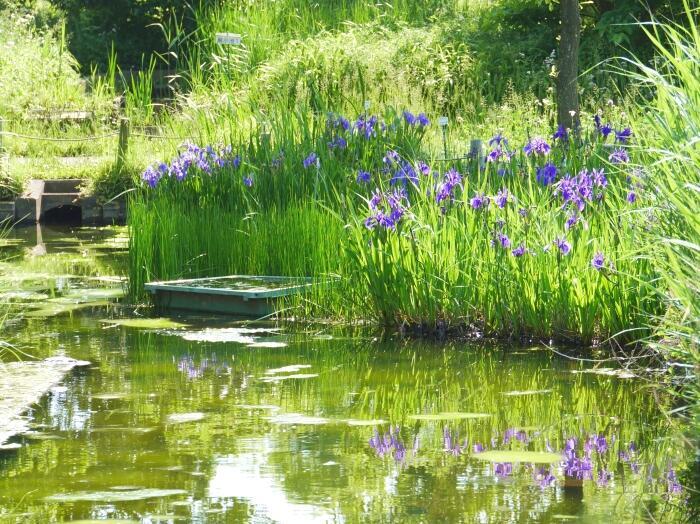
[408,412,491,421]
[502,389,553,396]
[63,288,124,301]
[572,368,636,379]
[267,413,332,425]
[92,393,129,401]
[265,365,312,375]
[103,318,187,330]
[166,412,206,425]
[177,328,279,344]
[234,404,280,411]
[247,342,288,348]
[45,488,187,503]
[24,301,110,318]
[474,450,562,464]
[346,419,387,426]
[260,373,319,382]
[90,426,157,434]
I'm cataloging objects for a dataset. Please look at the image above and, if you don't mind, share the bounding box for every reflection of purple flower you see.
[667,468,683,495]
[473,443,484,453]
[597,469,612,487]
[369,426,407,463]
[535,468,556,488]
[495,463,513,477]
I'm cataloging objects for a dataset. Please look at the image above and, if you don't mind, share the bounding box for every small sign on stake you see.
[364,100,371,111]
[216,33,242,45]
[438,116,449,127]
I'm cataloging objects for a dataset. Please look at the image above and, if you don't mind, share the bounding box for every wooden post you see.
[469,139,483,164]
[117,117,130,167]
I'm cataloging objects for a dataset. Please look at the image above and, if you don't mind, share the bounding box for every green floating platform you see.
[144,275,314,317]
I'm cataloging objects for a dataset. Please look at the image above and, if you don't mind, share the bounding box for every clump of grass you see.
[627,2,699,450]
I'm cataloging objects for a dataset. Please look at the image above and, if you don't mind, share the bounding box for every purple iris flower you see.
[523,137,551,156]
[553,124,569,142]
[565,213,579,230]
[243,175,254,187]
[489,133,508,147]
[417,161,431,176]
[473,443,484,453]
[592,168,607,188]
[487,148,512,163]
[495,188,510,208]
[591,252,605,270]
[497,233,511,249]
[627,191,636,203]
[609,148,629,164]
[328,136,347,149]
[383,149,400,166]
[357,170,371,184]
[470,193,490,210]
[403,111,417,125]
[555,237,572,256]
[536,163,558,185]
[303,152,319,169]
[141,166,161,188]
[512,244,526,257]
[615,127,632,143]
[417,113,430,126]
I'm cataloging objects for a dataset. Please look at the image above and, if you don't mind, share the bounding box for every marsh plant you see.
[130,105,662,346]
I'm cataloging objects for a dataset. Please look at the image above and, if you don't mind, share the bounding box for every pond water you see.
[0,226,692,523]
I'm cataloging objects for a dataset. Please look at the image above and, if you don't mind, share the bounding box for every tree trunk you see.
[557,0,581,130]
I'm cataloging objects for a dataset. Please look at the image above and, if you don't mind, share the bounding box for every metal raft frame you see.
[144,275,314,317]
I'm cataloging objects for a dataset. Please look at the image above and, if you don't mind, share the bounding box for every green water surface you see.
[0,226,692,523]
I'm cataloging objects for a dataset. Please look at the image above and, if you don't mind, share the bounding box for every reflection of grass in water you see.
[0,321,691,521]
[115,330,691,521]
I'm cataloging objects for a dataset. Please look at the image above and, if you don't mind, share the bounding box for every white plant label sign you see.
[364,100,371,111]
[216,33,242,45]
[438,116,449,127]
